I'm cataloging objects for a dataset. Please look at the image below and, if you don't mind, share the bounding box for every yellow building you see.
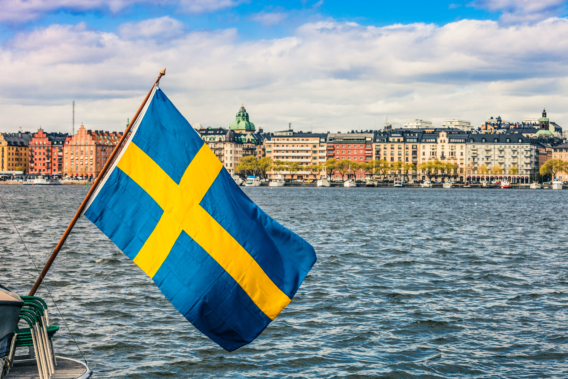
[0,132,33,173]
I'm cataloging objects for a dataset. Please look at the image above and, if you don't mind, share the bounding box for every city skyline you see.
[1,1,568,133]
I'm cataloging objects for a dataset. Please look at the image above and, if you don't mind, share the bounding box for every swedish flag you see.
[84,87,316,351]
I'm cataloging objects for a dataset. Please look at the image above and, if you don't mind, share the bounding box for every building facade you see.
[552,143,568,181]
[197,106,265,176]
[466,134,538,183]
[63,124,123,178]
[265,130,327,179]
[0,132,33,173]
[29,128,67,175]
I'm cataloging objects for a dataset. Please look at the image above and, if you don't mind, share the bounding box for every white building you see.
[441,119,472,132]
[466,134,538,182]
[404,119,433,129]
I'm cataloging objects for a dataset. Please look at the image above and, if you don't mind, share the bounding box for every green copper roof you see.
[539,117,549,122]
[536,129,554,137]
[229,106,256,132]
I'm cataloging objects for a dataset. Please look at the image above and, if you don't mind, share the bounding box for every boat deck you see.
[8,356,91,379]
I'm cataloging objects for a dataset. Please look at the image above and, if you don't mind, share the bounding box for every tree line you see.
[234,155,568,182]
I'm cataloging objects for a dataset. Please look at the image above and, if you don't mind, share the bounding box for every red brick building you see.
[63,124,123,178]
[28,128,68,175]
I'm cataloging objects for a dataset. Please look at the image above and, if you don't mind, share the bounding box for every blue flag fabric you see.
[84,87,317,351]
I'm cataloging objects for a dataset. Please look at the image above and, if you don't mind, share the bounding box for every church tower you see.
[229,106,256,133]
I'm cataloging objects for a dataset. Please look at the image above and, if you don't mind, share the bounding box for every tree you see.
[540,159,568,180]
[402,163,415,182]
[324,159,337,179]
[509,165,518,175]
[365,160,378,179]
[235,155,258,176]
[349,162,361,180]
[390,161,403,179]
[478,164,489,180]
[257,157,273,179]
[418,161,433,179]
[442,162,458,181]
[490,164,503,176]
[288,162,301,179]
[307,164,322,179]
[377,159,390,181]
[335,159,350,180]
[15,165,23,172]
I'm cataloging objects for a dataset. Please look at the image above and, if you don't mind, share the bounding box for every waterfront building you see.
[403,119,432,129]
[552,143,568,181]
[326,132,373,180]
[63,124,123,178]
[0,132,33,173]
[197,126,264,175]
[265,129,327,180]
[441,119,472,132]
[465,134,538,183]
[28,128,67,175]
[196,106,265,175]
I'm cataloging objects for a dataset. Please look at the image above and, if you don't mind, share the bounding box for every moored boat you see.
[0,285,92,379]
[244,176,261,187]
[269,174,285,187]
[343,179,356,187]
[552,178,563,190]
[500,179,512,189]
[317,177,330,187]
[421,180,432,188]
[393,179,403,187]
[463,181,471,188]
[530,182,542,189]
[443,181,454,189]
[231,175,243,186]
[33,176,62,186]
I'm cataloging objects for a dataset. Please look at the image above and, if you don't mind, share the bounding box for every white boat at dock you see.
[421,180,432,188]
[530,182,542,189]
[552,179,563,190]
[344,179,357,187]
[231,175,243,186]
[317,177,330,187]
[269,174,285,187]
[443,181,454,189]
[243,176,261,187]
[33,176,62,185]
[393,179,403,187]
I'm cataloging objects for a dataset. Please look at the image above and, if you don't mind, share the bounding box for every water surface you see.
[1,186,567,378]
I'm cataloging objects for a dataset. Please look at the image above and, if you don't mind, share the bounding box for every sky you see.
[1,0,568,134]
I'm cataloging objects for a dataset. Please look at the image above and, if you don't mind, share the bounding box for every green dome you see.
[229,106,256,132]
[536,129,554,137]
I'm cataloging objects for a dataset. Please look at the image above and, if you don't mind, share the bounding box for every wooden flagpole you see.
[28,69,166,296]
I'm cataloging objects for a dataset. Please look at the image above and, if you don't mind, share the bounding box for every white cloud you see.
[1,18,568,134]
[470,0,567,24]
[250,11,288,26]
[118,16,185,40]
[177,0,242,14]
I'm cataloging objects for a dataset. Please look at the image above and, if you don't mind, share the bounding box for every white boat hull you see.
[443,183,453,189]
[553,183,563,190]
[317,179,330,187]
[421,182,432,188]
[344,180,356,187]
[269,181,285,187]
[530,183,542,189]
